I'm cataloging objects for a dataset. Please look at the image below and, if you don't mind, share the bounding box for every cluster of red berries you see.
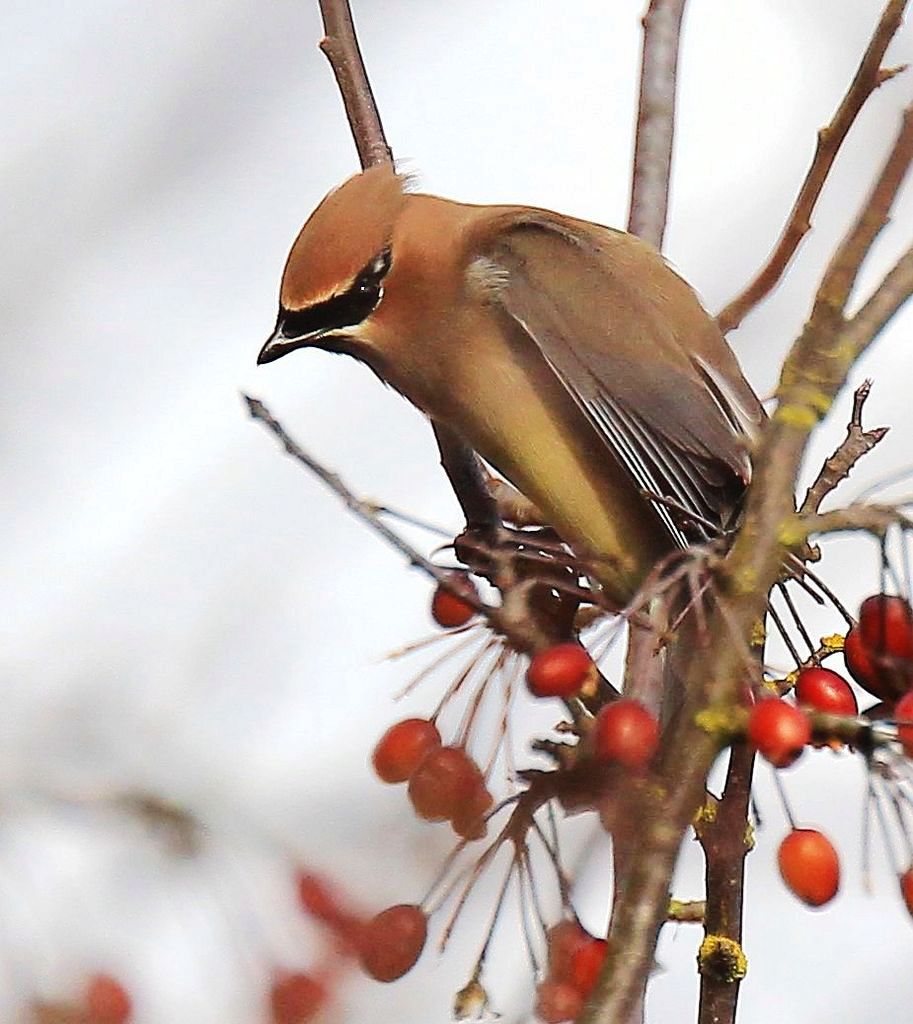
[372,718,494,839]
[747,593,913,769]
[844,593,913,704]
[527,645,660,769]
[535,921,609,1022]
[744,593,913,911]
[248,875,432,1023]
[296,873,428,992]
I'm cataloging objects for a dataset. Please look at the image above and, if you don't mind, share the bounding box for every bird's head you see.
[258,163,408,365]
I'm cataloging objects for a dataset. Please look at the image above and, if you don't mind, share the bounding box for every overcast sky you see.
[2,2,913,1022]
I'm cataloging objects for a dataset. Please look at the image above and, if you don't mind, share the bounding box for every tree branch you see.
[799,380,889,515]
[244,394,480,601]
[802,503,913,539]
[317,0,392,169]
[695,746,755,1024]
[316,0,498,536]
[583,75,913,1024]
[627,0,688,249]
[716,0,909,334]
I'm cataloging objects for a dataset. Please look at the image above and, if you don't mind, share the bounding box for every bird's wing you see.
[476,212,764,545]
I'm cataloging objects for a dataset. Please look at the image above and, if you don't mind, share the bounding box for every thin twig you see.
[627,0,688,249]
[317,0,392,169]
[799,380,889,514]
[820,104,913,315]
[716,0,910,333]
[802,503,913,539]
[244,394,478,597]
[317,0,498,537]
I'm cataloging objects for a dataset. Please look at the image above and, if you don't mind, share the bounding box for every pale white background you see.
[2,1,913,1022]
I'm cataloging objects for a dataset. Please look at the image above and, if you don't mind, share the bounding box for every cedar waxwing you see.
[258,165,764,606]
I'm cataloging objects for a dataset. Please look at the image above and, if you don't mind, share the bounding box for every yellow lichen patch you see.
[695,705,747,740]
[750,620,766,648]
[732,564,758,596]
[773,403,819,431]
[821,633,845,653]
[744,821,756,852]
[698,935,748,983]
[693,797,718,829]
[777,515,807,548]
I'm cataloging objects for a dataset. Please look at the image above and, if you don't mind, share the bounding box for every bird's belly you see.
[449,349,671,604]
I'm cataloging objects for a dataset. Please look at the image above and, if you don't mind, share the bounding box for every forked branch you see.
[716,0,909,334]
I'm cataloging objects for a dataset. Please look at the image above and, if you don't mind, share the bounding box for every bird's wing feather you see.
[477,213,763,544]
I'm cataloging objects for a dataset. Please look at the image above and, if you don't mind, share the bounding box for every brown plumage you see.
[259,165,763,605]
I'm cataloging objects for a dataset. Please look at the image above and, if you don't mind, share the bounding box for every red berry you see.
[593,700,659,770]
[296,872,364,948]
[570,937,608,999]
[845,623,913,702]
[297,872,344,923]
[535,980,584,1023]
[794,667,857,717]
[86,974,131,1024]
[747,698,810,767]
[270,973,327,1024]
[527,643,596,699]
[844,626,892,701]
[372,718,442,784]
[895,690,913,757]
[358,904,427,982]
[545,920,589,984]
[900,866,913,918]
[451,783,494,840]
[777,828,840,907]
[859,594,913,660]
[431,575,478,628]
[408,746,481,821]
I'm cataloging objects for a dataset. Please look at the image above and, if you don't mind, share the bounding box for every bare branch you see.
[716,0,910,334]
[799,380,889,515]
[820,103,913,313]
[245,394,472,591]
[843,243,913,355]
[432,422,499,531]
[803,503,913,538]
[627,0,688,248]
[317,0,392,169]
[316,2,499,536]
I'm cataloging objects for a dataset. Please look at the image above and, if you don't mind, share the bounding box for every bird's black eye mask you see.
[278,246,392,340]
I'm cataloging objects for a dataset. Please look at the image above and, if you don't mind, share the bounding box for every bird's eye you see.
[276,247,392,342]
[353,246,392,295]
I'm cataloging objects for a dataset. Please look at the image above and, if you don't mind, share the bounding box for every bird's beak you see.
[257,326,293,365]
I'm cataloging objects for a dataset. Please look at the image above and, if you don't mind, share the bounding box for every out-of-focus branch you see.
[627,0,688,249]
[803,503,913,538]
[843,244,913,352]
[820,104,913,312]
[716,0,909,334]
[317,0,392,169]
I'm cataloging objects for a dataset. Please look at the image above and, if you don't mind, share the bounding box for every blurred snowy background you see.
[2,0,913,1021]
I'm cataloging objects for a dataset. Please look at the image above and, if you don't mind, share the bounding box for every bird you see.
[258,164,764,607]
